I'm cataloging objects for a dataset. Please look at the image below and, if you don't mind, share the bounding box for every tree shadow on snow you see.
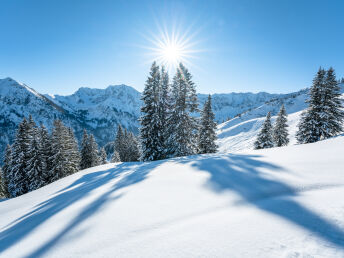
[179,153,344,248]
[0,161,162,257]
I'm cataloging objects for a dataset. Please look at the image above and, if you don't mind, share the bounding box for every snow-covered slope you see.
[1,135,344,257]
[217,84,344,152]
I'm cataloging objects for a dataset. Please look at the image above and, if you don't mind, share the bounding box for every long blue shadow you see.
[0,161,160,256]
[184,153,344,248]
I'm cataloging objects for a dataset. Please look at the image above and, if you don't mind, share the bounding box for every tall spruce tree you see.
[99,147,108,164]
[26,127,46,191]
[39,125,52,185]
[324,68,344,136]
[273,104,289,147]
[114,125,126,162]
[1,144,12,198]
[297,68,344,143]
[167,63,199,157]
[80,129,90,169]
[254,112,274,149]
[88,134,100,167]
[10,118,33,197]
[111,151,121,163]
[140,61,163,161]
[49,120,80,183]
[0,168,4,198]
[159,66,172,159]
[198,95,218,154]
[127,132,140,162]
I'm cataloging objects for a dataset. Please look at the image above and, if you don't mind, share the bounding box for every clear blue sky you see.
[0,0,343,95]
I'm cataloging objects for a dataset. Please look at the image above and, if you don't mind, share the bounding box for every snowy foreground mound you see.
[1,136,344,257]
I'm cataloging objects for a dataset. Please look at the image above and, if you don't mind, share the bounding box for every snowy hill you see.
[1,135,344,257]
[217,84,344,152]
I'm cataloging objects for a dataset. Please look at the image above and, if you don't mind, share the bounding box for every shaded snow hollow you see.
[1,135,344,257]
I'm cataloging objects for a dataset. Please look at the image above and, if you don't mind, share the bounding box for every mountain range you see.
[1,77,337,160]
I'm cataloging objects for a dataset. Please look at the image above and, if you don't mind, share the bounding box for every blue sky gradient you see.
[0,0,343,95]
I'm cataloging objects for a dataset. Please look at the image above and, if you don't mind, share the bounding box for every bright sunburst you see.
[141,24,203,72]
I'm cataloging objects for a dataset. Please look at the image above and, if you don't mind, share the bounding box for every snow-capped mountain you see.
[0,78,141,160]
[2,76,338,160]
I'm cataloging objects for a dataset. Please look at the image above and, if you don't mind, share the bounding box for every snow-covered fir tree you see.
[10,118,33,197]
[1,144,12,198]
[114,125,126,161]
[88,134,100,167]
[0,168,4,198]
[167,63,199,157]
[48,120,80,183]
[80,129,90,170]
[140,61,163,161]
[126,132,140,162]
[273,104,289,147]
[111,151,121,163]
[254,112,274,149]
[297,68,344,144]
[80,130,100,169]
[324,68,344,136]
[159,66,172,159]
[26,124,46,191]
[198,95,218,154]
[39,125,52,185]
[99,147,108,164]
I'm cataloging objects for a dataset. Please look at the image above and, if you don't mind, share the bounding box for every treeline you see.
[140,62,218,161]
[254,67,344,149]
[0,117,141,198]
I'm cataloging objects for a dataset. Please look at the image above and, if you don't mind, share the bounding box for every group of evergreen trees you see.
[254,105,289,149]
[0,117,80,198]
[255,67,343,149]
[140,62,218,161]
[80,130,108,170]
[112,125,140,162]
[297,67,344,143]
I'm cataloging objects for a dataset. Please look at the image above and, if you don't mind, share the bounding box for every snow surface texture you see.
[1,135,344,257]
[217,84,344,152]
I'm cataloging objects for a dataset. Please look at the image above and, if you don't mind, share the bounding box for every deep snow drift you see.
[1,136,344,257]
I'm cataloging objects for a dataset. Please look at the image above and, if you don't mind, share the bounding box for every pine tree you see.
[297,68,344,144]
[140,61,163,161]
[49,120,80,183]
[65,127,81,174]
[111,151,121,163]
[80,129,90,169]
[324,68,344,136]
[114,125,126,162]
[10,118,33,197]
[167,63,199,157]
[39,125,52,185]
[88,134,100,167]
[127,132,140,161]
[0,168,5,198]
[159,66,172,159]
[1,144,12,198]
[254,112,274,149]
[99,147,108,164]
[273,105,289,147]
[198,95,218,154]
[26,127,46,191]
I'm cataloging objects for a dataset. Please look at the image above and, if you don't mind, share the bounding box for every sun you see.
[141,24,202,72]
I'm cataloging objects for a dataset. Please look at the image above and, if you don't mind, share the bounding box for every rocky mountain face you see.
[0,77,310,161]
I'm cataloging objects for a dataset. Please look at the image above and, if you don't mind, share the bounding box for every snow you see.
[1,135,344,257]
